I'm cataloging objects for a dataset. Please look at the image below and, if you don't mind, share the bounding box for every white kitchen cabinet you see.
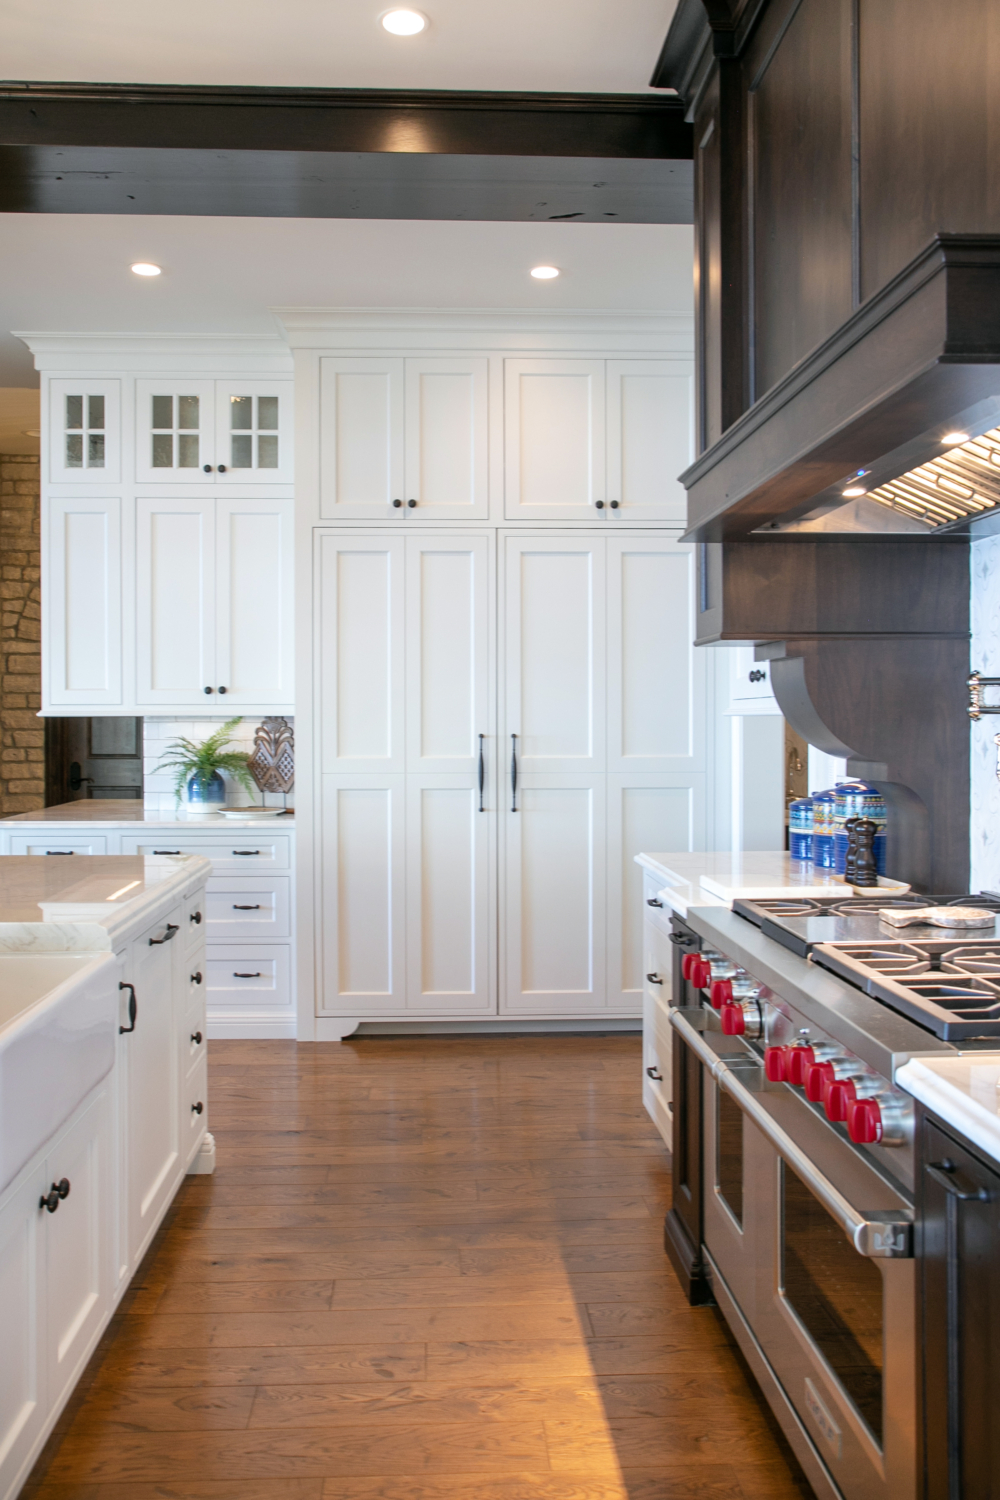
[726,646,781,715]
[135,493,294,711]
[0,1163,44,1500]
[135,379,292,483]
[504,358,691,523]
[45,494,122,709]
[504,358,606,521]
[606,361,690,523]
[319,357,488,520]
[48,379,121,484]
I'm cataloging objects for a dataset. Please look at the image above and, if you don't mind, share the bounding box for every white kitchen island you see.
[0,852,211,1500]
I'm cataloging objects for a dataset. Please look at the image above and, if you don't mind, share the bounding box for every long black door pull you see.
[510,733,518,812]
[118,981,137,1034]
[478,734,485,812]
[149,924,179,945]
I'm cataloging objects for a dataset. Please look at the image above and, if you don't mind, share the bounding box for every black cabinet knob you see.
[218,464,227,473]
[40,1178,70,1214]
[407,498,417,507]
[392,499,402,508]
[595,500,604,509]
[609,500,619,509]
[190,910,202,924]
[191,1031,203,1045]
[191,971,203,985]
[192,1101,204,1115]
[218,685,227,694]
[204,685,214,694]
[203,463,213,472]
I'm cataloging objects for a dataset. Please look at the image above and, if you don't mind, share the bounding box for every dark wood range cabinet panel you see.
[918,1112,1000,1500]
[746,0,856,402]
[664,915,713,1306]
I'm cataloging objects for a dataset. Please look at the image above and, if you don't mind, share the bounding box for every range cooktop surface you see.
[734,892,1000,1040]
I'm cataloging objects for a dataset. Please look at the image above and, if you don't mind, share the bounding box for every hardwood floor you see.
[22,1035,812,1500]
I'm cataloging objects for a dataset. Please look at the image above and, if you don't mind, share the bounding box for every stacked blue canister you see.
[833,781,887,877]
[789,797,815,862]
[810,788,839,869]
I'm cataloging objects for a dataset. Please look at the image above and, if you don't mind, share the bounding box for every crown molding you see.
[15,332,293,374]
[274,306,694,354]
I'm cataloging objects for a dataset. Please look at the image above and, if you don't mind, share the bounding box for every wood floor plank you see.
[24,1036,810,1500]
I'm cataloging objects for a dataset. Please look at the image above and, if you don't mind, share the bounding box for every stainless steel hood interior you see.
[680,235,1000,542]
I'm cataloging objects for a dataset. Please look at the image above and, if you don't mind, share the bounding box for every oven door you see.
[673,1012,917,1500]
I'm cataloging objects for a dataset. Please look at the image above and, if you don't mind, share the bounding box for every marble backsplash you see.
[971,536,1000,892]
[142,716,294,814]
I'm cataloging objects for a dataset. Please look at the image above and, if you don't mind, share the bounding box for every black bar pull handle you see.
[646,973,663,985]
[646,897,663,908]
[232,850,261,856]
[478,734,485,812]
[927,1159,990,1202]
[118,981,137,1034]
[510,733,518,812]
[234,971,262,978]
[149,923,179,945]
[233,904,261,910]
[153,849,181,856]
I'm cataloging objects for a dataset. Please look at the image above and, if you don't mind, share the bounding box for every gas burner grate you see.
[747,899,828,917]
[819,942,930,975]
[812,937,1000,1039]
[827,897,927,916]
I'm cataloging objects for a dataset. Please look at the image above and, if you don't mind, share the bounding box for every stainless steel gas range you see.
[665,892,1000,1500]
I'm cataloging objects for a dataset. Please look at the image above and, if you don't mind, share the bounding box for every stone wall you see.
[0,453,43,813]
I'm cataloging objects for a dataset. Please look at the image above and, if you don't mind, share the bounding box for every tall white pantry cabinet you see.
[283,311,706,1038]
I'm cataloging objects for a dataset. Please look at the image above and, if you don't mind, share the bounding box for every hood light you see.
[131,262,161,277]
[381,9,426,33]
[942,431,970,445]
[842,486,867,498]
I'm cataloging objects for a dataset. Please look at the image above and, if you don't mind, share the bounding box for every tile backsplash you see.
[971,536,1000,892]
[143,716,294,814]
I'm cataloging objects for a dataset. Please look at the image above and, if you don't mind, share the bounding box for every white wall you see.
[142,716,294,813]
[971,536,1000,891]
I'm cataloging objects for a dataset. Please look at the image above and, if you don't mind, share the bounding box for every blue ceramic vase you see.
[186,771,226,807]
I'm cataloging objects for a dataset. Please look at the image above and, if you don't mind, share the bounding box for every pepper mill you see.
[843,817,860,883]
[853,818,879,887]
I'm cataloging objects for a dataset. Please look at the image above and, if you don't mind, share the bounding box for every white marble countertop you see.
[0,854,211,954]
[635,851,859,919]
[896,1055,1000,1166]
[1,799,294,829]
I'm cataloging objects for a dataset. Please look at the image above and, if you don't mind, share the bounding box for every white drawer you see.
[120,834,291,874]
[8,836,107,857]
[204,878,290,941]
[642,869,673,934]
[184,1011,207,1074]
[183,1052,209,1166]
[643,920,674,1005]
[204,944,292,1013]
[642,990,673,1145]
[185,953,208,1012]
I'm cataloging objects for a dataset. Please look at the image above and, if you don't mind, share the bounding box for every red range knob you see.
[825,1078,857,1122]
[720,1002,745,1035]
[690,957,710,989]
[847,1097,883,1145]
[805,1061,835,1103]
[785,1046,816,1087]
[710,978,733,1011]
[764,1046,788,1082]
[681,954,695,981]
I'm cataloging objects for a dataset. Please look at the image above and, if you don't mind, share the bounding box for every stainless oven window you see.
[781,1162,884,1444]
[716,1088,744,1226]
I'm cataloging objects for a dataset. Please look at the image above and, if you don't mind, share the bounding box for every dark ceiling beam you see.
[0,82,693,222]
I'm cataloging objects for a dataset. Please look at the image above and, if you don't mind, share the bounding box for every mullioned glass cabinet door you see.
[48,378,121,483]
[135,379,216,482]
[214,380,294,484]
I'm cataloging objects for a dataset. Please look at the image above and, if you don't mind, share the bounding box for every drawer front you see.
[185,953,208,1015]
[185,1010,208,1074]
[642,989,673,1143]
[8,836,108,857]
[120,834,291,874]
[642,869,673,935]
[183,1052,209,1166]
[204,878,290,940]
[643,920,674,1005]
[182,892,207,951]
[204,944,292,1014]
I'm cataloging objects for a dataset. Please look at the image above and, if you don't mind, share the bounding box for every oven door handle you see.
[670,1010,913,1260]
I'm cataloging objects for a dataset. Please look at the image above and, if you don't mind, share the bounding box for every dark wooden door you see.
[920,1116,1000,1500]
[45,717,143,803]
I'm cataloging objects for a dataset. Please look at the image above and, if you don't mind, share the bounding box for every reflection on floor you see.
[24,1034,812,1499]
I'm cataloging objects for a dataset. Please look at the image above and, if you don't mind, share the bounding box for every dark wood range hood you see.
[656,0,1000,892]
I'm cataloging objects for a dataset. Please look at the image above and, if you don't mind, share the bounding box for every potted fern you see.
[156,717,256,809]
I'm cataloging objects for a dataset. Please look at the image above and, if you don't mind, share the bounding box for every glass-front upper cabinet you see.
[135,379,293,484]
[48,378,121,483]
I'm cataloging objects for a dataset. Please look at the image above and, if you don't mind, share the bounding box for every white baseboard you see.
[353,1018,642,1036]
[206,1014,297,1039]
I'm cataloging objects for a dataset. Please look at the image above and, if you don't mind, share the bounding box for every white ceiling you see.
[3,0,677,93]
[0,214,694,387]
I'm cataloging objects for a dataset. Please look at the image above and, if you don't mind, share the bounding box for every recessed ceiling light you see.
[942,431,969,445]
[530,265,560,280]
[842,486,867,498]
[381,9,426,34]
[131,262,161,277]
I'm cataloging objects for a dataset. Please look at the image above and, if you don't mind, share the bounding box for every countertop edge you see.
[896,1059,1000,1167]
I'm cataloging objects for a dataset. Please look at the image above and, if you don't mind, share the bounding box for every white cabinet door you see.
[317,532,405,773]
[504,359,606,520]
[215,495,294,706]
[48,378,121,484]
[46,495,122,708]
[43,1085,112,1414]
[503,534,606,775]
[0,1166,44,1500]
[135,496,215,706]
[214,380,294,484]
[501,774,606,1015]
[135,380,215,483]
[404,358,488,519]
[319,775,405,1016]
[319,358,404,519]
[406,775,493,1013]
[405,533,492,775]
[606,361,691,523]
[727,646,781,714]
[123,913,181,1268]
